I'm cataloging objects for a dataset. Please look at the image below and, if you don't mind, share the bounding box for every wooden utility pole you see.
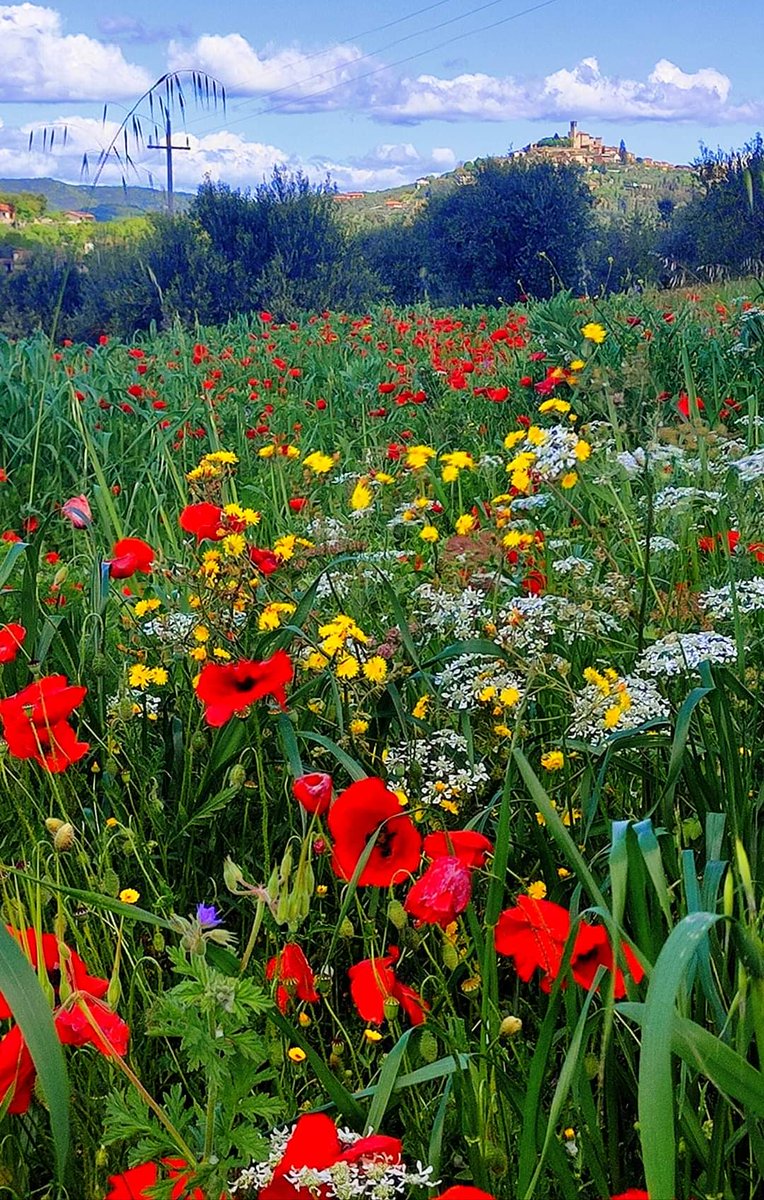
[146,113,190,215]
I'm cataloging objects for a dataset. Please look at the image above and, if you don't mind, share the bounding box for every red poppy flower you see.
[249,547,280,575]
[570,924,645,999]
[196,651,294,726]
[106,1159,207,1200]
[265,943,320,1013]
[348,946,428,1026]
[423,830,493,868]
[0,675,89,772]
[328,777,421,887]
[179,503,224,542]
[288,497,308,513]
[435,1189,496,1200]
[61,494,92,528]
[55,993,130,1057]
[0,928,107,1019]
[292,772,333,815]
[0,623,25,663]
[260,1113,342,1200]
[404,856,472,928]
[677,392,704,417]
[0,1025,36,1113]
[494,896,570,992]
[337,1134,402,1164]
[611,1192,649,1200]
[108,537,155,579]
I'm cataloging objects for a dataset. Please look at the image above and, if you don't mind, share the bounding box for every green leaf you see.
[267,1008,365,1126]
[0,926,69,1178]
[634,910,722,1200]
[366,1027,416,1132]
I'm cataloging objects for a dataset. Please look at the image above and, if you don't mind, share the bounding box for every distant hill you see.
[0,177,192,221]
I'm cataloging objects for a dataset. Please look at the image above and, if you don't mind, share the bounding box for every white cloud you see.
[167,29,760,126]
[0,3,151,101]
[0,115,455,194]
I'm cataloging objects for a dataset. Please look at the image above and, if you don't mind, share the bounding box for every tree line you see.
[1,139,763,341]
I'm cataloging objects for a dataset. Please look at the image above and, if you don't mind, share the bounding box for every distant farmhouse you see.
[511,121,675,170]
[0,201,15,224]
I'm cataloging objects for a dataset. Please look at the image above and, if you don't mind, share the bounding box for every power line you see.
[167,0,558,143]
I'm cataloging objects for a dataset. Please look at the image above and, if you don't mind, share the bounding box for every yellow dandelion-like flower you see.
[405,444,436,470]
[134,598,160,617]
[119,888,140,905]
[561,471,578,489]
[302,451,334,475]
[455,514,476,536]
[574,440,591,462]
[287,1047,307,1063]
[412,694,430,719]
[420,525,439,544]
[364,1028,384,1043]
[538,397,571,414]
[336,655,360,680]
[148,667,168,686]
[350,718,369,736]
[362,656,388,684]
[541,750,565,771]
[527,880,547,900]
[350,480,374,511]
[503,429,526,450]
[128,664,152,690]
[581,322,607,344]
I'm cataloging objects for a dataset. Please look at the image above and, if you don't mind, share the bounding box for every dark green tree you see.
[418,158,594,305]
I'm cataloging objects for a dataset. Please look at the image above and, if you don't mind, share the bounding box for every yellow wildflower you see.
[134,598,160,618]
[581,322,607,344]
[420,525,439,544]
[412,694,430,719]
[503,429,526,450]
[128,664,152,689]
[336,655,360,680]
[302,451,334,474]
[538,398,571,414]
[287,1047,307,1063]
[455,514,476,536]
[350,480,374,511]
[350,718,369,736]
[363,656,388,684]
[119,888,140,904]
[561,471,578,489]
[574,440,591,462]
[541,750,565,771]
[405,444,436,470]
[527,880,547,900]
[222,533,246,557]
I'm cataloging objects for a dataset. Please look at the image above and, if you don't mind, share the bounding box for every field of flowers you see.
[0,287,763,1200]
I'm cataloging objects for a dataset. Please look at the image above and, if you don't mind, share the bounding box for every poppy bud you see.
[45,817,64,835]
[499,1015,522,1038]
[419,1029,438,1063]
[152,930,165,954]
[331,1038,345,1057]
[190,732,208,752]
[387,899,408,930]
[313,837,327,855]
[53,823,75,852]
[339,917,354,939]
[441,940,459,971]
[315,973,333,996]
[229,763,247,788]
[382,996,400,1022]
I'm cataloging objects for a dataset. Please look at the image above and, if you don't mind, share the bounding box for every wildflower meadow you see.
[0,287,762,1200]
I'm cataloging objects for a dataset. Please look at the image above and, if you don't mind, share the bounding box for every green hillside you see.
[0,176,191,221]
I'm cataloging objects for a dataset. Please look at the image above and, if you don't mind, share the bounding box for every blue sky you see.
[0,0,762,193]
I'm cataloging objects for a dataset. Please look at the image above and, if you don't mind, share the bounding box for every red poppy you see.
[677,392,704,418]
[61,494,92,528]
[196,651,294,726]
[249,547,280,575]
[106,1159,208,1200]
[423,830,493,868]
[404,856,472,928]
[265,943,320,1013]
[348,946,428,1026]
[0,674,89,772]
[337,1134,402,1164]
[494,896,571,992]
[611,1192,649,1200]
[0,623,25,663]
[0,1025,36,1113]
[495,897,644,996]
[288,498,308,513]
[569,924,645,999]
[328,777,421,887]
[55,993,130,1057]
[292,772,333,815]
[435,1190,496,1200]
[179,503,224,542]
[108,537,155,579]
[260,1113,342,1200]
[0,928,107,1019]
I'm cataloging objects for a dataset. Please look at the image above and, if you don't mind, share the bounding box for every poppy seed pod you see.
[53,823,75,852]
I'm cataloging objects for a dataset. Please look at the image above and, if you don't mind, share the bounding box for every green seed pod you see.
[338,917,354,939]
[441,939,459,971]
[190,732,208,753]
[53,823,75,852]
[419,1029,438,1063]
[387,899,408,930]
[382,996,400,1022]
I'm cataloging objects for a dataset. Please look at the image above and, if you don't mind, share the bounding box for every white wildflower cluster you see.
[653,486,723,514]
[142,612,197,645]
[413,583,488,640]
[642,535,679,553]
[568,670,670,747]
[491,595,556,656]
[732,449,764,484]
[387,498,442,528]
[307,515,349,544]
[385,729,490,807]
[637,631,737,677]
[433,653,523,712]
[230,1126,436,1199]
[510,493,550,511]
[700,578,764,620]
[528,423,581,483]
[547,595,622,643]
[551,555,594,577]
